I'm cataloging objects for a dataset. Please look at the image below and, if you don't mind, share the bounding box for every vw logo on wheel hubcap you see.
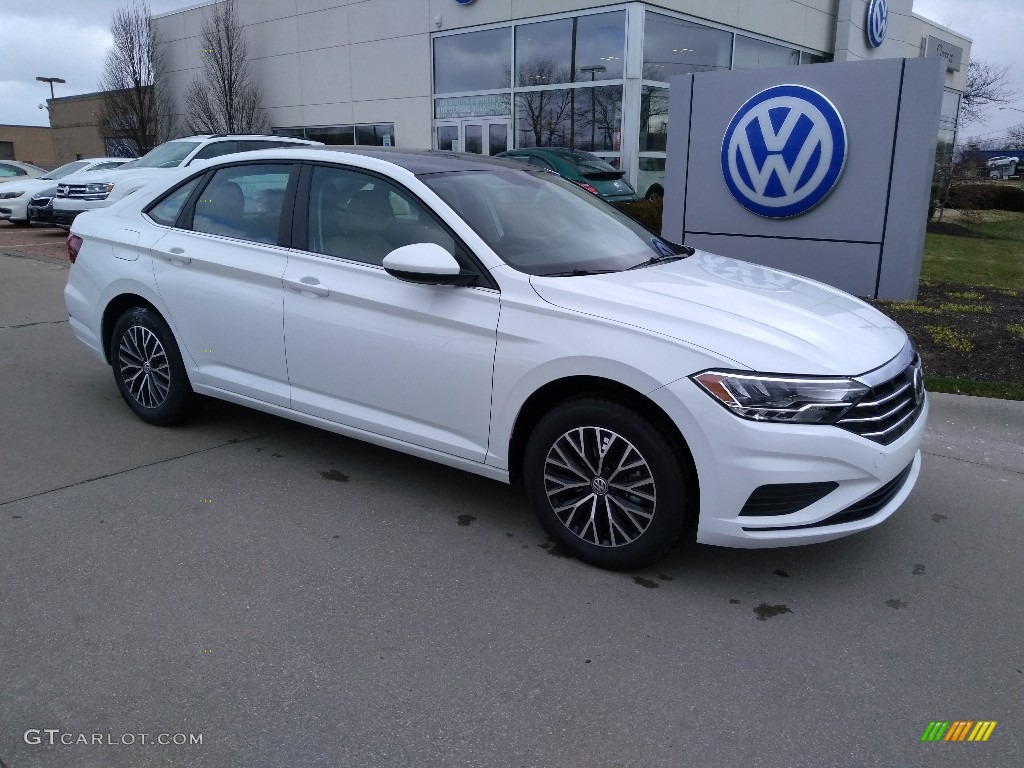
[591,476,609,495]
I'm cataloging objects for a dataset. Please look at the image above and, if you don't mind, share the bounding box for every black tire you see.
[523,398,693,570]
[110,307,197,425]
[645,185,664,201]
[11,218,30,227]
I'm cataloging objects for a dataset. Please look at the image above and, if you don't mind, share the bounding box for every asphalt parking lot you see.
[1,225,1022,768]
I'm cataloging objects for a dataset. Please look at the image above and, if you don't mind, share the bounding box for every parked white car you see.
[0,160,47,184]
[65,147,927,570]
[51,134,321,227]
[0,158,130,225]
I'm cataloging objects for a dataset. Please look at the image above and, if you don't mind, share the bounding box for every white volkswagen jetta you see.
[64,147,927,570]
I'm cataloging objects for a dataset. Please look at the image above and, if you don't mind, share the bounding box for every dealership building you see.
[155,0,970,198]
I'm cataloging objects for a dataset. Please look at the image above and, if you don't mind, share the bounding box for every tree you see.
[1005,124,1024,150]
[184,0,268,134]
[959,59,1015,126]
[99,0,169,156]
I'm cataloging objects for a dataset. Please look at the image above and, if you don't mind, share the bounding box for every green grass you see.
[1008,323,1024,341]
[937,302,992,314]
[926,377,1024,400]
[923,214,1024,290]
[922,325,974,353]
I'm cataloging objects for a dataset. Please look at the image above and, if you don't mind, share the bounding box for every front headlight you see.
[83,182,115,198]
[0,190,25,199]
[692,370,868,425]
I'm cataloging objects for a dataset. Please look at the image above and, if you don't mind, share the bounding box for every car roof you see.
[299,147,529,175]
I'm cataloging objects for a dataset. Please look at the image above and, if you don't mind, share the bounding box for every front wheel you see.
[110,307,197,425]
[523,399,692,570]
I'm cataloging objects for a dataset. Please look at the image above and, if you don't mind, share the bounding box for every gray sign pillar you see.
[662,57,945,299]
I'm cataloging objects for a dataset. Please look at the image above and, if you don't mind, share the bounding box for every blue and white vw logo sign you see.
[867,0,888,48]
[721,84,847,219]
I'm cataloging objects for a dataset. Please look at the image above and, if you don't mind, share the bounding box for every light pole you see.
[35,76,66,100]
[579,65,606,151]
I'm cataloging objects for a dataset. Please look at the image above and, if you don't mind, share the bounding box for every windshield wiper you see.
[541,268,619,277]
[626,254,687,271]
[627,239,696,270]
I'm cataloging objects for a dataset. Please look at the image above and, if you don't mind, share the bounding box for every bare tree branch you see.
[960,59,1016,126]
[99,0,171,156]
[185,0,268,134]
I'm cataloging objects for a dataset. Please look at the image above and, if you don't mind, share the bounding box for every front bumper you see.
[651,375,929,548]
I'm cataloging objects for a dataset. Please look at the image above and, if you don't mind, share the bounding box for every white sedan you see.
[65,147,927,570]
[0,160,47,184]
[0,158,130,225]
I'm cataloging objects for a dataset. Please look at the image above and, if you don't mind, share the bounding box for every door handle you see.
[285,277,330,297]
[154,246,191,265]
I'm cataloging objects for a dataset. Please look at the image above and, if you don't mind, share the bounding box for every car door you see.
[282,164,500,461]
[148,162,297,406]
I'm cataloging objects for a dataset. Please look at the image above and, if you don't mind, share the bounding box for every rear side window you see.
[527,155,555,171]
[189,141,240,162]
[192,164,292,245]
[147,176,203,227]
[0,164,27,177]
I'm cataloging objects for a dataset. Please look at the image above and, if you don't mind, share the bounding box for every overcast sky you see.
[2,0,1022,143]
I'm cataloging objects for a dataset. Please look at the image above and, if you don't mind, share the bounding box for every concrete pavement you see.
[0,243,1021,768]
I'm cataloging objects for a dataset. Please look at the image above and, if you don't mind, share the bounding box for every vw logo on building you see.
[721,84,848,219]
[867,0,888,48]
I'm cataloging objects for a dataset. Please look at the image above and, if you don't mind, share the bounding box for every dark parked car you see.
[27,187,59,227]
[496,148,638,202]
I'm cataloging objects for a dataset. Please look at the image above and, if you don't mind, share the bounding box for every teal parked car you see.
[496,148,639,203]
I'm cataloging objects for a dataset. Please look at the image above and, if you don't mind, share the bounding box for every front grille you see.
[743,462,914,532]
[29,196,53,207]
[836,355,925,445]
[739,481,839,517]
[56,184,89,199]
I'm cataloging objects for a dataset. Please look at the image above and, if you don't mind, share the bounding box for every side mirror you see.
[382,243,463,285]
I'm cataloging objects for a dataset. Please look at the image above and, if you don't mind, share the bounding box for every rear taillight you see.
[67,234,83,264]
[577,183,600,196]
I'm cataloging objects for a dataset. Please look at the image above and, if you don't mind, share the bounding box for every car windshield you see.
[421,169,682,276]
[41,161,91,180]
[130,141,202,168]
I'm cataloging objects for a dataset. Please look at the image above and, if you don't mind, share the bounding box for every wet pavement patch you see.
[537,541,573,558]
[657,574,673,581]
[931,513,948,523]
[912,563,926,575]
[885,599,909,609]
[773,569,790,577]
[456,514,476,526]
[753,603,792,621]
[729,598,741,605]
[632,576,659,589]
[320,469,350,483]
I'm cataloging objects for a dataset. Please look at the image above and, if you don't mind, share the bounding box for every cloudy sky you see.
[2,0,1022,143]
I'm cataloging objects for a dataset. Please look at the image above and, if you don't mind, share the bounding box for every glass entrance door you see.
[435,119,510,155]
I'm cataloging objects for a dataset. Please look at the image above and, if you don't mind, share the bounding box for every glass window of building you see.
[937,89,961,165]
[800,51,831,65]
[639,86,669,153]
[434,28,512,94]
[514,12,625,86]
[642,13,731,82]
[515,17,574,86]
[574,11,626,81]
[307,126,355,145]
[516,85,621,152]
[733,35,800,69]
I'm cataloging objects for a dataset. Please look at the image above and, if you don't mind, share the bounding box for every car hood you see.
[0,177,60,197]
[529,251,909,377]
[70,167,173,193]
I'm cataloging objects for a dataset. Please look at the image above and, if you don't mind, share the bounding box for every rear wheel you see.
[524,398,691,570]
[110,307,197,425]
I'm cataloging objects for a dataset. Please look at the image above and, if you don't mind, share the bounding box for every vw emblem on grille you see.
[867,0,889,48]
[591,476,609,496]
[912,365,925,406]
[721,84,847,218]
